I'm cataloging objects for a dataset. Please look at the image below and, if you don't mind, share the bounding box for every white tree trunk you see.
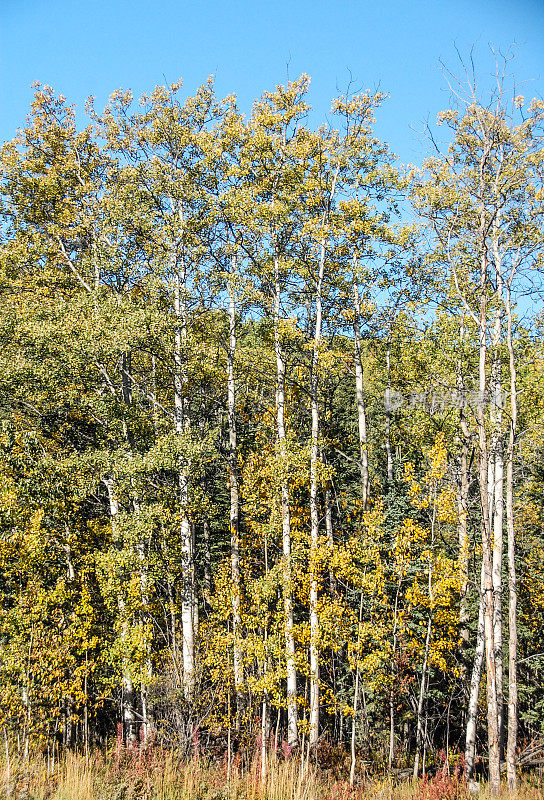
[385,336,394,484]
[308,237,325,747]
[174,251,195,701]
[413,617,432,779]
[274,256,298,748]
[505,283,518,790]
[477,250,500,794]
[324,481,336,593]
[489,269,504,753]
[203,516,211,604]
[228,269,243,719]
[457,317,471,648]
[350,652,360,785]
[492,441,504,752]
[465,561,486,779]
[104,479,138,748]
[388,585,401,772]
[414,510,435,780]
[458,434,470,644]
[353,279,369,506]
[134,498,153,745]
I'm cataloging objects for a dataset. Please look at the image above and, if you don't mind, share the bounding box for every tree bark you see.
[505,282,518,790]
[477,245,500,794]
[457,318,471,647]
[203,516,212,604]
[134,498,153,745]
[385,335,394,484]
[414,542,433,779]
[174,245,195,702]
[350,594,364,786]
[489,266,505,755]
[324,481,336,593]
[465,561,486,779]
[227,269,244,721]
[104,479,138,748]
[353,278,369,507]
[274,255,298,748]
[309,236,325,748]
[388,584,401,773]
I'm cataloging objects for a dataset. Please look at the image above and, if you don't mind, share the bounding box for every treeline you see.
[0,69,543,794]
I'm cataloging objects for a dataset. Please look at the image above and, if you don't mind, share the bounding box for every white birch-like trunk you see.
[261,694,268,789]
[413,617,432,779]
[457,408,470,647]
[308,237,325,747]
[165,568,180,679]
[192,523,199,641]
[456,340,471,711]
[353,277,369,506]
[489,264,504,754]
[477,247,500,794]
[274,255,298,748]
[150,354,159,437]
[385,336,394,484]
[505,283,518,790]
[324,482,336,593]
[174,246,195,701]
[465,563,486,779]
[350,594,363,786]
[203,516,212,604]
[228,268,244,719]
[388,584,401,772]
[492,442,504,751]
[134,498,153,745]
[414,504,435,779]
[261,620,271,786]
[104,479,138,748]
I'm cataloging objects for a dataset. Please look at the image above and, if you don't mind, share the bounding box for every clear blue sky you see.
[1,0,543,165]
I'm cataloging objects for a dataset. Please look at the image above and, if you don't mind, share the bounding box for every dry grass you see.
[0,749,543,800]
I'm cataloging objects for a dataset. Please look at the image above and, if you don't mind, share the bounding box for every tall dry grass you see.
[1,748,543,800]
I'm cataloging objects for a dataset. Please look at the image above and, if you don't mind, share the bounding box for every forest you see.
[0,65,544,798]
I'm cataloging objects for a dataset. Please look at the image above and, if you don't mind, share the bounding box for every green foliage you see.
[0,72,543,786]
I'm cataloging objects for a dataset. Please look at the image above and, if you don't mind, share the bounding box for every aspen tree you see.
[456,315,472,646]
[227,265,244,718]
[208,104,248,719]
[0,89,149,747]
[305,90,396,746]
[505,278,518,790]
[415,62,544,791]
[352,277,370,506]
[99,79,229,702]
[243,76,314,748]
[489,217,505,755]
[3,69,544,770]
[305,123,339,750]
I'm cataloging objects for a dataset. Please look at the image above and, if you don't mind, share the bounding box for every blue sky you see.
[1,0,543,165]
